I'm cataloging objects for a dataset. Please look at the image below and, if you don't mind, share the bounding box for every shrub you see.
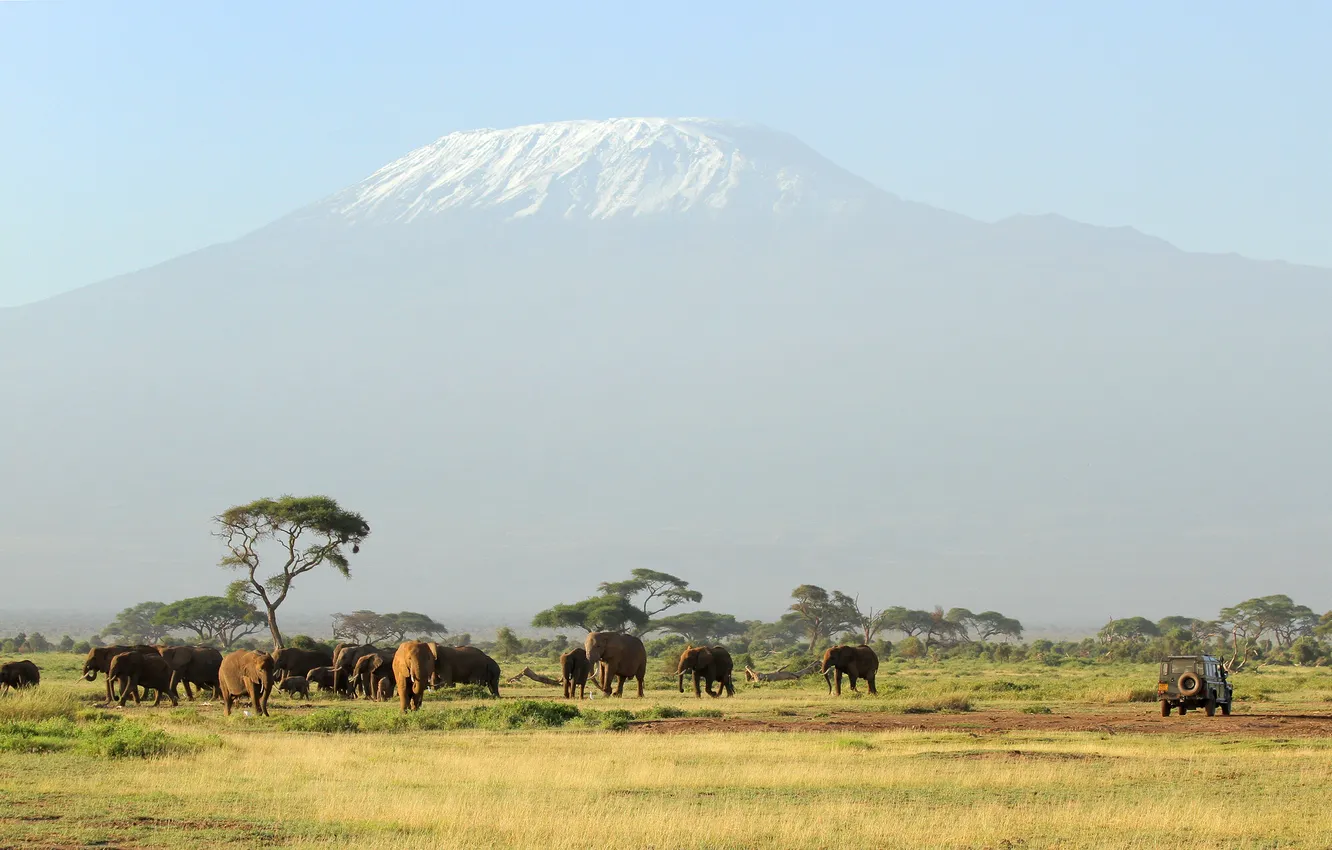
[636,705,686,720]
[599,710,633,731]
[357,700,582,733]
[903,695,973,714]
[0,717,195,759]
[86,721,178,759]
[426,684,497,702]
[1021,705,1053,714]
[278,708,360,734]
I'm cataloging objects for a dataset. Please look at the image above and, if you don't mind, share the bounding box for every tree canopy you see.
[598,569,703,620]
[330,610,447,644]
[531,595,650,633]
[101,602,170,644]
[533,569,701,636]
[787,585,860,650]
[214,494,370,650]
[154,595,267,648]
[651,611,747,644]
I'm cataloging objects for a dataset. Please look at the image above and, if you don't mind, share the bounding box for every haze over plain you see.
[2,4,1329,630]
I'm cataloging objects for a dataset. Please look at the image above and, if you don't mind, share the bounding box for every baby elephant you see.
[305,666,336,692]
[278,676,311,700]
[376,677,395,701]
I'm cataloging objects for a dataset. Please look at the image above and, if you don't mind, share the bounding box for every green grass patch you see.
[0,715,201,759]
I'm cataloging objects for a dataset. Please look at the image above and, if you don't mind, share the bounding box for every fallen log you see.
[744,661,821,682]
[505,667,562,687]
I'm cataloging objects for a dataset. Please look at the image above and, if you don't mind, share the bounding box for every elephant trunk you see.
[678,671,685,693]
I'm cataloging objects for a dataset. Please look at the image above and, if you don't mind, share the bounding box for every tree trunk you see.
[505,667,563,687]
[266,606,283,650]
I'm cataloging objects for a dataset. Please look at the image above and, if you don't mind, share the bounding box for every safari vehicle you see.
[1158,655,1233,716]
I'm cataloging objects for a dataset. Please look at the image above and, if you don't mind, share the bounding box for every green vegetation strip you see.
[277,700,723,733]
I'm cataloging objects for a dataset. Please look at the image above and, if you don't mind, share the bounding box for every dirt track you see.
[633,709,1332,738]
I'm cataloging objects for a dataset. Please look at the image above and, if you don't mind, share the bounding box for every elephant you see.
[376,677,395,701]
[428,644,501,696]
[305,666,337,692]
[108,651,179,707]
[560,647,590,699]
[352,649,397,700]
[821,644,879,696]
[271,646,334,682]
[584,632,647,698]
[0,659,41,692]
[83,645,156,702]
[219,650,274,717]
[278,676,311,700]
[676,645,735,698]
[155,646,223,701]
[392,641,435,712]
[331,644,378,696]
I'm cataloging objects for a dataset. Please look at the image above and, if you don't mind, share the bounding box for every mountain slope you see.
[300,118,883,224]
[3,118,1331,625]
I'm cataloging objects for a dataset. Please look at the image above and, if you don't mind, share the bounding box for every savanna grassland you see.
[5,653,1332,849]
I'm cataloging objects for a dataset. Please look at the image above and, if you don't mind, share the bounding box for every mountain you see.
[302,118,883,224]
[3,118,1331,627]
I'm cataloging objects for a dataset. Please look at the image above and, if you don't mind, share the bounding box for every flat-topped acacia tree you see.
[214,495,370,650]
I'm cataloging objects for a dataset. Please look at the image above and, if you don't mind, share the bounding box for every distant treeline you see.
[8,570,1326,672]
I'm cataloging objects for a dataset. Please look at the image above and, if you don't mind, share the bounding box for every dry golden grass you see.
[6,654,1332,847]
[6,726,1332,848]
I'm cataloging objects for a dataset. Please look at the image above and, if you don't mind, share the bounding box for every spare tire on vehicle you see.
[1177,672,1202,697]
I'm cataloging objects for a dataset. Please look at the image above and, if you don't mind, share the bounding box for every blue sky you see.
[2,2,1328,306]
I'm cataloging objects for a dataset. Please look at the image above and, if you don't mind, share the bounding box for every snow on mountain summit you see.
[319,118,884,223]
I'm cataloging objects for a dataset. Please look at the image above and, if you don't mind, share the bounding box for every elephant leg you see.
[725,676,735,697]
[849,674,859,693]
[867,675,877,695]
[835,669,843,696]
[636,674,644,698]
[693,671,702,698]
[182,679,195,701]
[223,692,234,716]
[399,679,409,713]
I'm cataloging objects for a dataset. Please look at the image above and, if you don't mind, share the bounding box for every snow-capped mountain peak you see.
[318,118,883,223]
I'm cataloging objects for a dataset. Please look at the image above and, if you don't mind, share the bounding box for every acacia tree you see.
[380,612,448,643]
[787,585,858,651]
[598,569,703,623]
[155,595,267,648]
[330,610,447,644]
[102,602,171,644]
[531,596,650,633]
[330,610,389,644]
[651,611,747,644]
[215,495,370,650]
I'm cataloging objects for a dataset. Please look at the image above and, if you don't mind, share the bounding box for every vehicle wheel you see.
[1221,703,1231,716]
[1178,706,1187,715]
[1160,701,1171,717]
[1177,672,1203,697]
[1205,699,1216,717]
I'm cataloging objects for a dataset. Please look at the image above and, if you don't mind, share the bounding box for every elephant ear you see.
[697,648,713,666]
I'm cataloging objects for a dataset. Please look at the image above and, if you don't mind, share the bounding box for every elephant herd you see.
[3,636,881,715]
